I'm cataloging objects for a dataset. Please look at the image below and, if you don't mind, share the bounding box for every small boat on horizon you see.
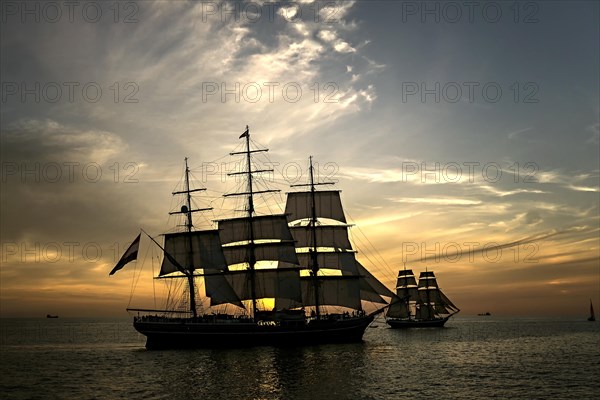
[478,312,491,316]
[588,300,595,322]
[46,314,58,318]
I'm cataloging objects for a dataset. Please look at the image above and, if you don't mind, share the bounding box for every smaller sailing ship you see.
[588,300,595,322]
[386,268,459,328]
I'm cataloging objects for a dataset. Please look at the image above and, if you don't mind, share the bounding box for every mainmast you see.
[169,157,212,318]
[225,126,278,320]
[244,128,258,319]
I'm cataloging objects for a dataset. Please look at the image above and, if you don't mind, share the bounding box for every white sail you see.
[418,271,438,289]
[386,299,411,319]
[300,276,362,310]
[396,269,419,300]
[224,269,302,303]
[160,230,228,276]
[285,191,347,223]
[205,272,244,308]
[440,290,459,311]
[435,303,451,314]
[356,262,395,304]
[297,251,359,274]
[290,225,352,249]
[218,215,292,244]
[222,242,299,266]
[415,304,435,319]
[418,287,443,304]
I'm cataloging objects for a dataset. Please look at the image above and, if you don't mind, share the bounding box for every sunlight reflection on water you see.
[1,317,598,399]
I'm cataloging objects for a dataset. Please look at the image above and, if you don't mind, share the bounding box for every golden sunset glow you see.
[1,1,598,318]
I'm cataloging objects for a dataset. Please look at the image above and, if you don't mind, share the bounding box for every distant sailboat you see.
[588,300,595,322]
[385,268,459,328]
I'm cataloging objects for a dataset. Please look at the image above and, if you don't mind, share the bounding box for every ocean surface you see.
[1,316,598,400]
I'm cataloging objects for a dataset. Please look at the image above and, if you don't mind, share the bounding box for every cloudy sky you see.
[1,1,598,317]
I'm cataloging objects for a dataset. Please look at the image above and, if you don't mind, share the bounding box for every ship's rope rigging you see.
[136,135,398,315]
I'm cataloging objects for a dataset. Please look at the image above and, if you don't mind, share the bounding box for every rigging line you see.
[346,209,395,275]
[128,237,151,308]
[127,241,139,307]
[189,152,230,171]
[152,249,157,310]
[349,232,395,285]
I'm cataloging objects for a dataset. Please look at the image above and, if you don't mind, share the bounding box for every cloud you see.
[480,185,546,197]
[567,185,600,192]
[389,197,481,206]
[507,127,533,140]
[317,30,337,42]
[2,119,126,163]
[586,122,599,145]
[333,41,356,53]
[524,210,543,225]
[412,226,596,263]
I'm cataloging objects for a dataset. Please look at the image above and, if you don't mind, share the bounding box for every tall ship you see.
[386,267,459,328]
[111,127,396,349]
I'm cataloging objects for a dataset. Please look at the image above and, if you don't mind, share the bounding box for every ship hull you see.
[386,316,450,328]
[133,315,374,349]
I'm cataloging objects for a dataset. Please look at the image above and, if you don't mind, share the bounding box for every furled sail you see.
[285,191,347,223]
[160,230,228,276]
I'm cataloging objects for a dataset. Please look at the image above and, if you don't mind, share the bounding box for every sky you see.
[1,0,598,317]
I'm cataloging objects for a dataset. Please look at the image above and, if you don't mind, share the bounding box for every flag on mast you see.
[109,233,141,275]
[239,125,249,138]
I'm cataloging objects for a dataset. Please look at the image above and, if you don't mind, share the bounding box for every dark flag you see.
[109,233,141,275]
[239,126,249,138]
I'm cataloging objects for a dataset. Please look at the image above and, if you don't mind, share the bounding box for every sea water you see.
[1,316,598,399]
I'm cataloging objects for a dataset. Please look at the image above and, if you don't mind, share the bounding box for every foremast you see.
[387,267,419,320]
[168,157,212,318]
